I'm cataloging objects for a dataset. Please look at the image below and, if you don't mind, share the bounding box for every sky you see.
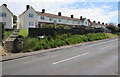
[0,0,120,24]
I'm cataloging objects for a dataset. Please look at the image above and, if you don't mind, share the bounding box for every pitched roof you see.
[36,11,86,22]
[92,22,107,26]
[0,4,13,15]
[19,6,37,17]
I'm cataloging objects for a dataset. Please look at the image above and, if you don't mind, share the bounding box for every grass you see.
[3,30,13,41]
[18,29,28,38]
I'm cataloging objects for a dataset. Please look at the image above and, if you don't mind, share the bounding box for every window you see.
[78,21,80,24]
[40,16,45,20]
[73,21,75,24]
[29,22,34,26]
[85,22,87,25]
[66,20,68,23]
[58,19,62,22]
[29,14,33,18]
[49,18,53,21]
[0,13,6,17]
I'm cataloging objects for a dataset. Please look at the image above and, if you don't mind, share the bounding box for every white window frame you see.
[29,13,34,18]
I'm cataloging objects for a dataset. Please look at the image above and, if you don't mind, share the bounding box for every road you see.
[2,38,118,75]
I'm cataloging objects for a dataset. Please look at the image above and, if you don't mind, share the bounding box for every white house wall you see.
[18,7,37,29]
[0,5,13,29]
[38,15,82,26]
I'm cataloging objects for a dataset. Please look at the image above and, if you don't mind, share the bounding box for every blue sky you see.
[0,0,119,24]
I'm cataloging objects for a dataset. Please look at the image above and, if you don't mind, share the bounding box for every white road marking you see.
[52,52,89,65]
[87,39,118,47]
[101,45,113,49]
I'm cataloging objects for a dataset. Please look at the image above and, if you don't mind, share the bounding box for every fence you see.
[29,28,111,37]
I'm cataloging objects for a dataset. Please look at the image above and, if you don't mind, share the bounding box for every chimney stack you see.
[71,15,73,18]
[106,23,108,25]
[26,5,30,10]
[42,9,45,13]
[102,22,104,25]
[93,21,96,23]
[88,19,90,22]
[98,21,100,24]
[58,12,61,16]
[3,4,7,7]
[80,16,82,19]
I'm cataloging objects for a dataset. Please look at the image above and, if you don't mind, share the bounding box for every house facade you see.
[17,5,90,29]
[0,4,13,29]
[91,21,108,29]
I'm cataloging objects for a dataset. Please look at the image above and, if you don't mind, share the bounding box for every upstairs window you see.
[29,14,33,18]
[66,20,68,23]
[58,19,62,22]
[78,21,80,24]
[73,21,75,24]
[0,13,6,17]
[49,18,53,21]
[40,16,45,20]
[85,22,87,25]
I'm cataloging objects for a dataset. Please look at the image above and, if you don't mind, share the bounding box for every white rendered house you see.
[0,4,13,29]
[17,5,90,29]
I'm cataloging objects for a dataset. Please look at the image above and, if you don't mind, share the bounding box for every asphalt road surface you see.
[2,38,118,75]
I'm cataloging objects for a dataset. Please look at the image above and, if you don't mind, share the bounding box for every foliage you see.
[23,38,39,51]
[13,15,17,24]
[43,24,54,28]
[3,30,13,41]
[117,23,120,28]
[18,29,28,38]
[106,23,118,33]
[56,25,70,29]
[21,33,118,52]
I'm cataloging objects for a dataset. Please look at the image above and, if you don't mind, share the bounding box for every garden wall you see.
[29,28,110,37]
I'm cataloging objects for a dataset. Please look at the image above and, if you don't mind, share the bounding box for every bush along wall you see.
[21,33,117,53]
[28,28,110,37]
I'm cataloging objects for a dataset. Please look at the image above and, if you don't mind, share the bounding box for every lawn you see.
[18,29,28,38]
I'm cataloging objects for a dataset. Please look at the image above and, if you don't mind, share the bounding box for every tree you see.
[118,23,120,28]
[13,15,17,24]
[106,23,118,33]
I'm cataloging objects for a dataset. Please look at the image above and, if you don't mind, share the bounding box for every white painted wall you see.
[17,7,37,29]
[0,5,13,29]
[38,15,81,26]
[18,6,91,29]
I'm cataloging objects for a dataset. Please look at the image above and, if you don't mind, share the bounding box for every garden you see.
[18,33,118,53]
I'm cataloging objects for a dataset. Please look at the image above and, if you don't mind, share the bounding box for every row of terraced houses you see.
[0,4,109,30]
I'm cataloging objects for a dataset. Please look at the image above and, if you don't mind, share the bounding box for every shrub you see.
[22,33,118,52]
[23,38,39,51]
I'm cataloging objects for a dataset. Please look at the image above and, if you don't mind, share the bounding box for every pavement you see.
[2,37,119,75]
[1,37,118,62]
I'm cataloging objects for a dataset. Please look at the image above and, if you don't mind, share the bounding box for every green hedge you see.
[22,33,117,52]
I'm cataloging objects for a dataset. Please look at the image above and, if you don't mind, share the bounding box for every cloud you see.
[0,1,118,24]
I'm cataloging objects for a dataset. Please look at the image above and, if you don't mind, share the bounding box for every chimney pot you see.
[93,21,96,23]
[58,12,61,16]
[42,9,45,13]
[3,4,7,7]
[80,16,82,19]
[98,21,100,24]
[71,15,73,18]
[102,22,104,25]
[26,5,30,10]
